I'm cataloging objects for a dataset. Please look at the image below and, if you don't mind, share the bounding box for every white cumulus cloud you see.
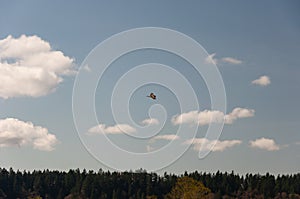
[145,134,182,152]
[184,138,242,152]
[140,118,159,126]
[249,137,280,151]
[251,75,271,86]
[83,64,91,72]
[221,57,242,64]
[0,35,75,99]
[146,145,155,152]
[205,53,218,65]
[0,118,58,151]
[225,107,255,124]
[172,108,254,126]
[152,134,179,141]
[205,53,242,66]
[88,124,136,135]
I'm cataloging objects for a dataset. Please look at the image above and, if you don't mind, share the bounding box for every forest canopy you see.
[0,168,299,199]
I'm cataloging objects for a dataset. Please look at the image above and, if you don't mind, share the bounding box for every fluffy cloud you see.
[146,145,155,152]
[88,124,136,135]
[251,75,271,86]
[83,64,91,72]
[140,118,159,126]
[148,134,179,150]
[225,108,255,124]
[205,53,242,65]
[221,57,242,64]
[0,35,75,98]
[172,108,254,126]
[152,134,179,141]
[184,138,242,152]
[171,110,224,126]
[205,53,218,65]
[249,137,280,151]
[0,118,58,151]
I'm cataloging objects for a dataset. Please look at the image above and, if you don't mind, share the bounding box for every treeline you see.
[0,167,299,199]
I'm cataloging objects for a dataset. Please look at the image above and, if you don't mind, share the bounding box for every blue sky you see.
[0,1,300,175]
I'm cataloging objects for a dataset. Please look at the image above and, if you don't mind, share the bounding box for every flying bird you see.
[147,93,156,100]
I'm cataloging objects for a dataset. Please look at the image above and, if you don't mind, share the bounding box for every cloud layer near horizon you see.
[0,35,75,98]
[0,118,58,151]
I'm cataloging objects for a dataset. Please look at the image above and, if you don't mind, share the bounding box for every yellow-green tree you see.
[165,176,211,199]
[146,195,158,199]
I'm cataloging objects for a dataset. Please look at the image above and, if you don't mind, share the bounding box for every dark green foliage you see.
[0,168,299,199]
